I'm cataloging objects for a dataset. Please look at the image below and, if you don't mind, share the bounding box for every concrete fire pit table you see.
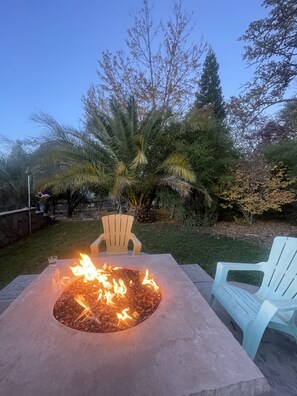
[0,254,269,396]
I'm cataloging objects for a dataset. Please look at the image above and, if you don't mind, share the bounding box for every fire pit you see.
[53,254,161,333]
[0,254,269,396]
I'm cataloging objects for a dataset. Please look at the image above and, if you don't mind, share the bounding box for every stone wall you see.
[0,208,50,248]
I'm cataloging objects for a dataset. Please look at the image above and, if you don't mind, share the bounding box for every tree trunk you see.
[67,203,75,218]
[240,207,253,225]
[170,204,176,220]
[134,205,155,223]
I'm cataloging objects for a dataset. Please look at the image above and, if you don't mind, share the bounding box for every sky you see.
[0,0,268,143]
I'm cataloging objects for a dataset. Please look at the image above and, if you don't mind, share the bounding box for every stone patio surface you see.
[1,261,296,395]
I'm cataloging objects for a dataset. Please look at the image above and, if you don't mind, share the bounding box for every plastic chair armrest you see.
[90,234,105,257]
[252,298,297,327]
[130,233,142,255]
[265,299,297,312]
[214,261,265,284]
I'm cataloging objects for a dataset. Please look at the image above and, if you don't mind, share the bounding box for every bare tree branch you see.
[83,0,206,117]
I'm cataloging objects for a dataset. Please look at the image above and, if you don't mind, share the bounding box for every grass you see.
[0,220,269,290]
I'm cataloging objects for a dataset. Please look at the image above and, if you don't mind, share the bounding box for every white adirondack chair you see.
[210,236,297,359]
[90,214,142,256]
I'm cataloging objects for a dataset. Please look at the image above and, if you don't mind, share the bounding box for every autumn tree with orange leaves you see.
[220,155,296,224]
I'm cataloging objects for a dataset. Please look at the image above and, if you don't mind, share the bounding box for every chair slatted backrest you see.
[102,214,134,254]
[259,237,297,303]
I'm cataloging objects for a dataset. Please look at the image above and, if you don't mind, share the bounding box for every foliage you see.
[220,154,296,224]
[32,97,196,222]
[194,48,226,120]
[279,101,297,136]
[0,141,30,211]
[240,0,297,113]
[262,103,297,176]
[264,139,297,177]
[256,120,292,145]
[226,98,297,152]
[84,0,206,115]
[156,187,215,226]
[28,141,89,218]
[263,131,297,225]
[168,107,238,224]
[175,196,218,227]
[226,95,270,151]
[244,119,292,150]
[0,220,269,289]
[0,135,14,156]
[177,108,238,193]
[227,0,297,147]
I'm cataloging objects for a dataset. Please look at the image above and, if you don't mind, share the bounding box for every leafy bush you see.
[175,202,218,227]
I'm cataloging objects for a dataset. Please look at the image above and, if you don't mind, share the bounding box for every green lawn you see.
[0,220,269,289]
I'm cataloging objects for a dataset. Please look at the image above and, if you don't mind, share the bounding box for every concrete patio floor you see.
[1,264,296,396]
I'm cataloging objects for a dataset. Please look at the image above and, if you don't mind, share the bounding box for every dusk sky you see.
[0,0,268,142]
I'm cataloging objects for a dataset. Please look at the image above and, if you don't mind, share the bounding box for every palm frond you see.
[131,134,148,168]
[39,163,109,194]
[126,95,138,135]
[158,175,192,197]
[86,112,120,161]
[139,110,165,153]
[0,135,14,156]
[157,154,196,183]
[30,112,82,144]
[192,184,213,207]
[112,162,137,199]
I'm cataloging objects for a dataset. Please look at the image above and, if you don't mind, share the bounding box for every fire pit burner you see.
[53,255,161,333]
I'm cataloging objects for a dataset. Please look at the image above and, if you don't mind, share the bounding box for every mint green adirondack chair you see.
[210,236,297,360]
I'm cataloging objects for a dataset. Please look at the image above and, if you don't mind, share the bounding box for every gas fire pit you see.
[53,254,161,333]
[0,254,269,396]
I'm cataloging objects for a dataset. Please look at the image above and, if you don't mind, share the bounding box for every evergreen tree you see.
[195,48,225,120]
[168,107,238,226]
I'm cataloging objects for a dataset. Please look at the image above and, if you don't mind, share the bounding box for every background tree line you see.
[1,0,296,224]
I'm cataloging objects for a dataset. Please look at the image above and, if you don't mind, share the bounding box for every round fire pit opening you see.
[53,267,161,333]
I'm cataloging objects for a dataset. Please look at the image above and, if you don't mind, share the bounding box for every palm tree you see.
[33,96,196,222]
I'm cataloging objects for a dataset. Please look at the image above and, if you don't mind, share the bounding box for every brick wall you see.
[0,208,50,248]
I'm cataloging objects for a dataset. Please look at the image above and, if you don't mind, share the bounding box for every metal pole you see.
[26,167,32,235]
[28,173,32,234]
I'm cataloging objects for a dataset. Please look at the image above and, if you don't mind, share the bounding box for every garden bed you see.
[200,220,297,247]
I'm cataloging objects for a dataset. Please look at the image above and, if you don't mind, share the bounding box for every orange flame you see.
[142,269,159,290]
[70,254,129,307]
[117,308,133,322]
[70,254,99,281]
[69,254,159,325]
[74,294,92,322]
[113,278,127,297]
[105,290,115,305]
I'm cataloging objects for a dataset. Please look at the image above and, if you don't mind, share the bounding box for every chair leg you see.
[242,331,263,360]
[243,300,279,359]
